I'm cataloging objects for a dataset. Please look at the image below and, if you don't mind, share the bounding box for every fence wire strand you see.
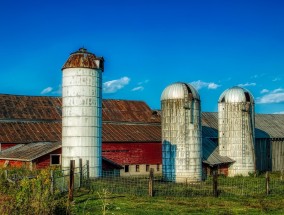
[52,168,284,198]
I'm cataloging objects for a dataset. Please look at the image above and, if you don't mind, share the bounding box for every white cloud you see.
[131,86,144,91]
[273,111,284,114]
[190,80,221,90]
[138,80,149,85]
[41,87,53,94]
[260,89,269,94]
[272,77,281,82]
[256,88,284,104]
[238,82,256,87]
[273,88,284,93]
[52,85,62,95]
[103,76,130,93]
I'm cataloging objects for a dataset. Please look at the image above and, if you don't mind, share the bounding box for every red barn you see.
[0,95,161,175]
[0,94,283,176]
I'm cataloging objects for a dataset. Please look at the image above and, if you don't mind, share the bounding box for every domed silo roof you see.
[161,82,200,101]
[62,48,104,70]
[218,86,254,103]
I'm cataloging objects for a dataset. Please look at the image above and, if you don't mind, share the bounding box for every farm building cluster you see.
[0,48,283,182]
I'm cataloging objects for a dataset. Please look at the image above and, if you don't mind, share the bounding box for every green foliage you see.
[0,168,67,215]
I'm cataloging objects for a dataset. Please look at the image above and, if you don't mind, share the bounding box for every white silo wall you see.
[162,98,202,183]
[218,102,255,176]
[62,68,102,178]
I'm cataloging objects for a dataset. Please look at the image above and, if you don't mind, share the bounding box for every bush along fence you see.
[3,163,284,199]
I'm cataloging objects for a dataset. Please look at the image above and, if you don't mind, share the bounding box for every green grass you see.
[73,189,284,214]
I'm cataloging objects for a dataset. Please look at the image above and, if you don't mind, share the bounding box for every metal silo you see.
[161,82,202,183]
[218,86,255,176]
[62,48,104,178]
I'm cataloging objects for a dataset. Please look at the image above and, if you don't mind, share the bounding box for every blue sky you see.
[0,0,284,113]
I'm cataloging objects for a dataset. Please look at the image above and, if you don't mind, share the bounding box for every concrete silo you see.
[62,48,104,178]
[218,86,255,176]
[161,82,202,183]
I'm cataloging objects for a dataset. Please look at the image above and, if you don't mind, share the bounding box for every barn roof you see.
[103,123,161,142]
[202,138,234,166]
[0,122,61,143]
[0,95,160,123]
[102,99,160,123]
[0,94,61,121]
[0,94,283,167]
[0,142,61,161]
[200,112,284,139]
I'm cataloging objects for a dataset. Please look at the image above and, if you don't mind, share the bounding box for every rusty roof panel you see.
[102,99,161,123]
[0,122,61,143]
[103,123,161,142]
[0,95,62,121]
[0,95,160,124]
[62,48,104,70]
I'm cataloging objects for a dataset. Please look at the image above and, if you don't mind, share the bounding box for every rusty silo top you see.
[160,82,200,101]
[62,48,104,71]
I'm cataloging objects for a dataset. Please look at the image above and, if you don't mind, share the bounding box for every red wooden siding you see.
[0,160,29,168]
[1,143,17,151]
[35,148,62,169]
[102,142,162,165]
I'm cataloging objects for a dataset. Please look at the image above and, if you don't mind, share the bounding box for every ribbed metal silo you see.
[161,82,202,183]
[62,48,104,178]
[218,86,255,176]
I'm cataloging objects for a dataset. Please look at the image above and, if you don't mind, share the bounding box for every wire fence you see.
[3,164,284,198]
[86,171,284,198]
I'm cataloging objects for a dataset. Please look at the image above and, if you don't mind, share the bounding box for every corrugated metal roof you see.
[0,94,283,144]
[0,142,61,161]
[103,123,161,142]
[202,138,234,166]
[0,94,61,121]
[0,95,160,124]
[255,114,284,138]
[201,112,284,139]
[161,82,200,101]
[201,112,218,138]
[62,48,104,70]
[0,122,61,143]
[102,99,160,123]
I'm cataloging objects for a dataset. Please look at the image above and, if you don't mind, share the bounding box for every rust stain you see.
[62,48,104,70]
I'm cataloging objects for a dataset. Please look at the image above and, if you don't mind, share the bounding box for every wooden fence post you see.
[86,160,90,180]
[79,158,83,188]
[68,160,75,202]
[4,170,8,179]
[50,170,54,195]
[213,169,218,197]
[149,168,154,197]
[86,160,90,189]
[266,171,270,195]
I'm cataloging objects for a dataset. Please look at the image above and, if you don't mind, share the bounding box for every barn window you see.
[136,165,140,172]
[50,154,61,165]
[157,164,160,171]
[146,165,150,172]
[125,165,129,173]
